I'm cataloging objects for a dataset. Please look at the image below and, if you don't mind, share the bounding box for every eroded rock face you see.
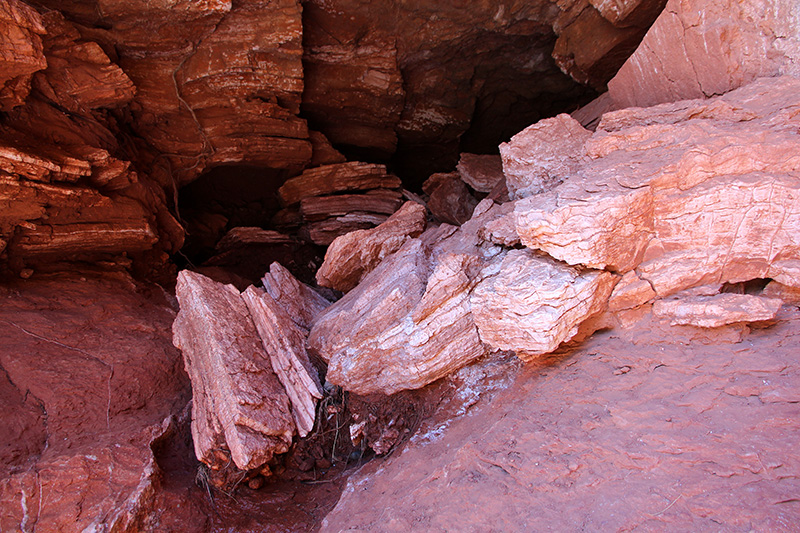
[302,0,664,178]
[0,272,188,532]
[514,76,800,298]
[173,270,294,471]
[607,0,800,110]
[471,249,618,359]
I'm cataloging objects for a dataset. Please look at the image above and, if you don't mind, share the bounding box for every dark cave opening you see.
[175,165,326,287]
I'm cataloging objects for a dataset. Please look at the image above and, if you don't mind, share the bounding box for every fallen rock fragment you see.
[242,286,322,437]
[423,172,478,226]
[500,114,592,199]
[172,271,294,471]
[652,293,783,327]
[278,162,401,207]
[262,261,331,331]
[316,201,427,292]
[309,200,517,395]
[456,153,505,193]
[471,249,618,359]
[608,270,657,312]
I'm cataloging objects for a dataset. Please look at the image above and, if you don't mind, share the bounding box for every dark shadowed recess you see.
[175,165,326,286]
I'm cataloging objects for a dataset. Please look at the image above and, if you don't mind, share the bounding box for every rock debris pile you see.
[172,75,800,483]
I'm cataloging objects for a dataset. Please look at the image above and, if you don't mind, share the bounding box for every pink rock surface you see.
[242,286,322,437]
[316,201,427,293]
[514,77,800,297]
[472,249,618,359]
[500,114,592,199]
[653,293,783,327]
[606,0,800,110]
[262,261,331,331]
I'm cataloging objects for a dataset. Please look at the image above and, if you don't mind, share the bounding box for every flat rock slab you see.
[173,270,294,471]
[242,286,322,437]
[653,293,783,327]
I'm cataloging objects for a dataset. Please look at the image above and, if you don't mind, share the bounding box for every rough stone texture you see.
[34,11,135,114]
[321,310,800,531]
[309,200,517,395]
[472,249,618,359]
[316,201,427,293]
[0,272,188,532]
[299,190,403,222]
[606,0,800,111]
[423,172,478,226]
[456,153,505,194]
[514,76,800,297]
[552,0,667,91]
[500,113,593,199]
[262,261,330,331]
[0,0,45,111]
[309,130,346,167]
[653,293,783,327]
[764,281,800,307]
[172,270,294,471]
[609,270,657,312]
[215,227,294,253]
[278,162,401,207]
[0,8,183,275]
[35,0,311,183]
[242,286,322,438]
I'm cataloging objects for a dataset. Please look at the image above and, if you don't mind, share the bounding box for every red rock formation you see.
[579,0,800,119]
[0,0,45,111]
[513,76,800,300]
[302,0,664,177]
[0,272,188,531]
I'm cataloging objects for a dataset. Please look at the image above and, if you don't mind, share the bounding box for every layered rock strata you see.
[276,161,404,245]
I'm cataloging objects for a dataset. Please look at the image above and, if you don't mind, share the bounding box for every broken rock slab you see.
[652,292,783,327]
[471,249,618,360]
[277,161,401,207]
[309,200,517,395]
[456,153,505,193]
[172,270,294,471]
[513,76,800,296]
[423,172,478,226]
[242,286,322,438]
[316,201,427,293]
[500,113,592,199]
[262,261,331,331]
